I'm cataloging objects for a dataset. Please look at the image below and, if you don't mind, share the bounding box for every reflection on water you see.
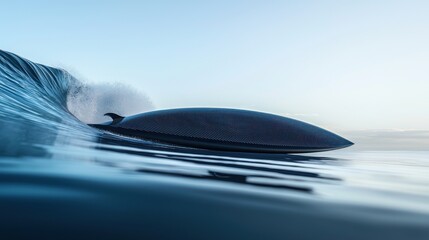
[95,134,342,194]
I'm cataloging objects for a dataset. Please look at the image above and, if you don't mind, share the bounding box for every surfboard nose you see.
[335,137,354,149]
[313,130,354,150]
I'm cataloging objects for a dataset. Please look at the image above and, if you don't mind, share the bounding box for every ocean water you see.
[0,49,428,240]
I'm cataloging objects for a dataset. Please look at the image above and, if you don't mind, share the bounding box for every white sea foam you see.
[67,81,154,123]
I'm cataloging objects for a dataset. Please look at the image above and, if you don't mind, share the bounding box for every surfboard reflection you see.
[92,133,342,194]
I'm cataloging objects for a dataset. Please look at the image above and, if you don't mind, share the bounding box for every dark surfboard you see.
[89,108,353,153]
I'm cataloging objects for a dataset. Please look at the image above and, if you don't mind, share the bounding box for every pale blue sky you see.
[1,0,428,133]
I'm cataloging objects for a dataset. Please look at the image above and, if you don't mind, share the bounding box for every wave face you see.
[0,50,74,123]
[0,50,89,156]
[1,50,429,239]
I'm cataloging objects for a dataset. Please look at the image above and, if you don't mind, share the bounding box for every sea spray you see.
[67,81,154,124]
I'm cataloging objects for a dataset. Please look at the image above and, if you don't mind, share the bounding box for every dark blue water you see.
[1,49,428,239]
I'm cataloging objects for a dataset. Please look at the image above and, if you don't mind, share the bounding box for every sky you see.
[1,1,428,149]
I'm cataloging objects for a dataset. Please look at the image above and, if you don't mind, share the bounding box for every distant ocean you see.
[1,49,428,239]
